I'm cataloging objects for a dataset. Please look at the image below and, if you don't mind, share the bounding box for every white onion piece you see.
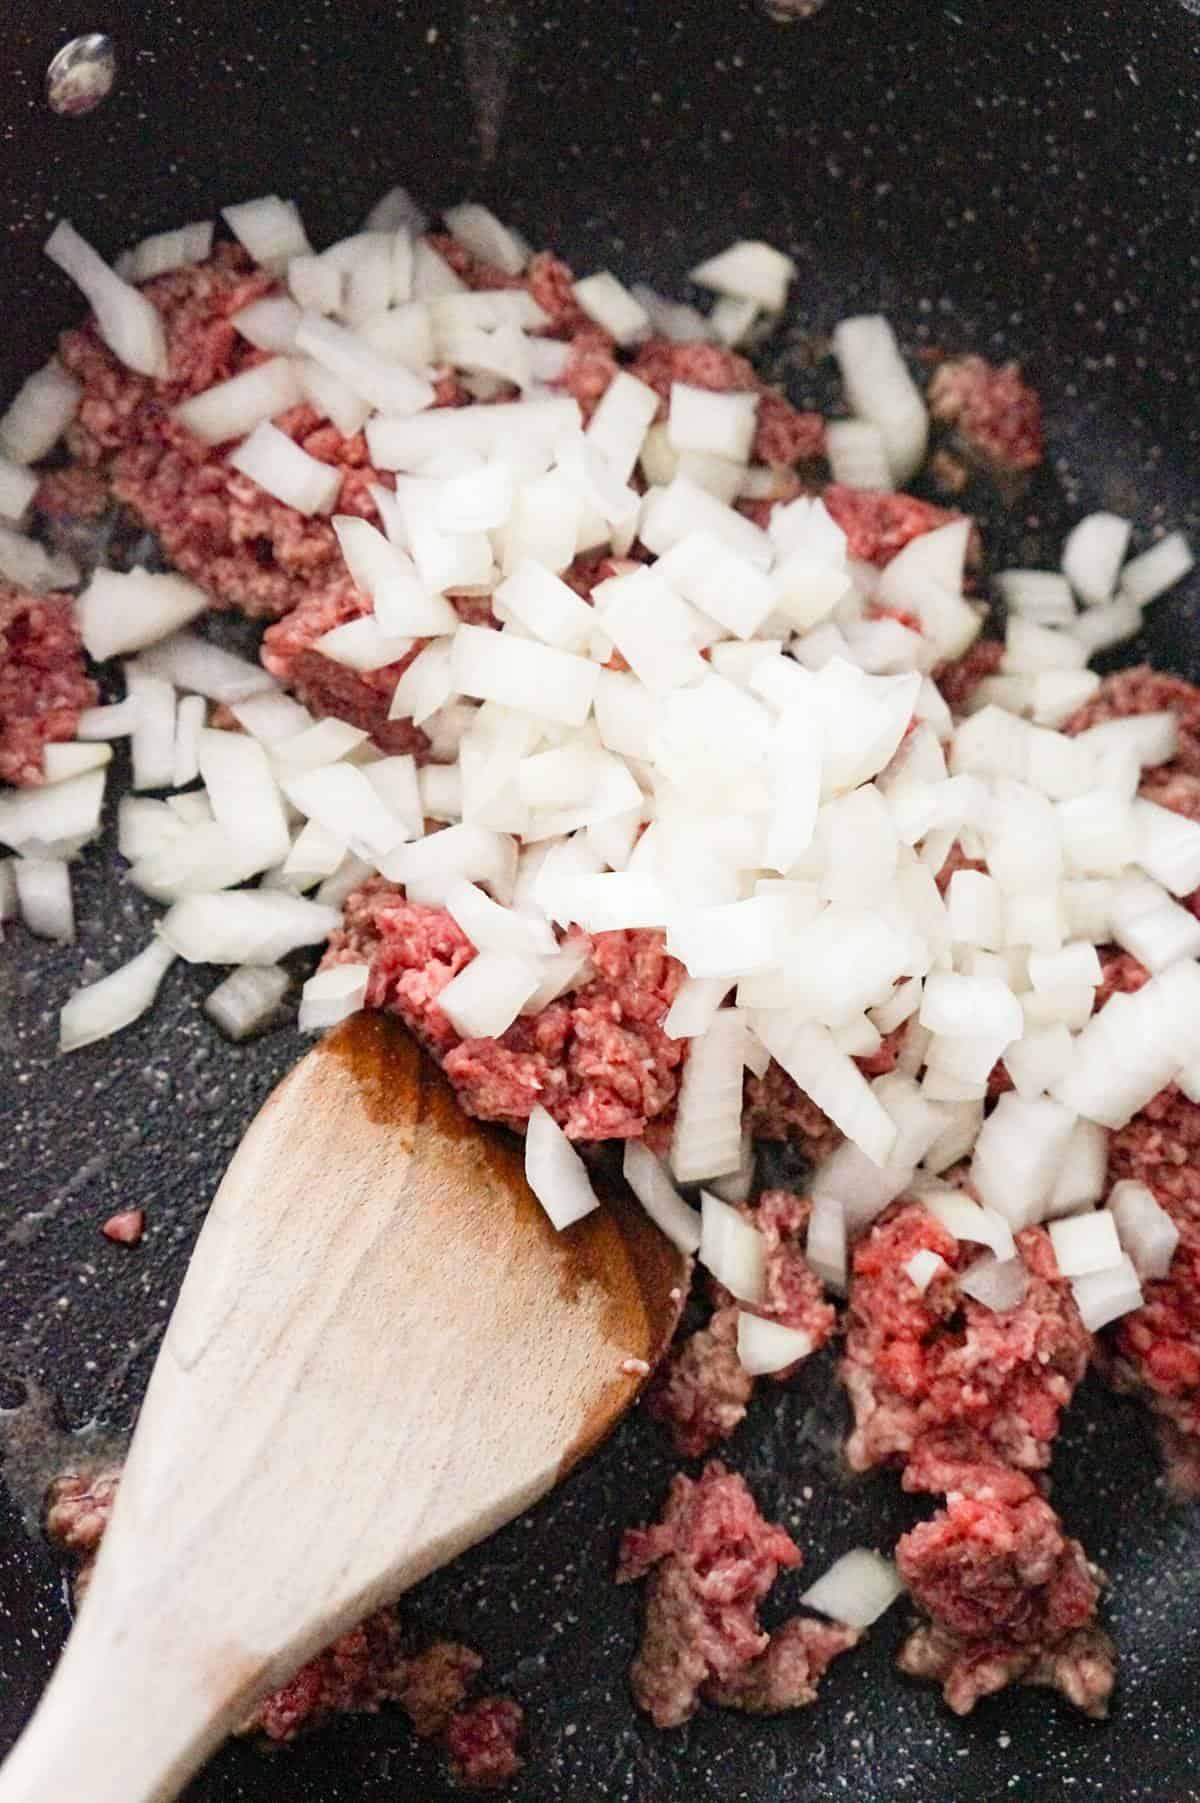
[671,1011,749,1183]
[802,1550,903,1629]
[283,763,409,862]
[223,195,310,269]
[122,221,213,283]
[167,791,213,827]
[803,1192,847,1294]
[229,691,313,744]
[959,1254,1029,1312]
[631,284,715,344]
[1057,788,1139,877]
[363,757,422,839]
[196,727,291,871]
[161,892,340,965]
[294,312,434,414]
[667,384,757,462]
[229,421,341,515]
[297,963,371,1032]
[825,418,892,491]
[202,964,290,1041]
[271,718,368,775]
[116,796,182,863]
[41,742,111,783]
[232,294,301,354]
[812,1139,913,1236]
[917,1190,1016,1262]
[655,531,776,641]
[1048,1210,1123,1278]
[1031,671,1101,729]
[293,355,372,436]
[524,1105,600,1232]
[518,938,595,1014]
[76,568,209,662]
[1108,1180,1180,1282]
[172,695,206,788]
[639,473,771,567]
[667,897,784,981]
[1002,617,1088,676]
[389,639,456,728]
[0,526,78,591]
[1079,712,1179,770]
[367,396,579,471]
[15,859,74,942]
[445,878,557,961]
[412,237,468,298]
[316,852,375,908]
[832,315,927,483]
[1119,532,1194,607]
[281,818,347,889]
[60,937,176,1051]
[752,1014,898,1167]
[995,569,1077,626]
[313,615,415,672]
[622,1141,701,1254]
[904,1249,947,1294]
[1062,511,1131,606]
[1002,1023,1075,1101]
[664,975,729,1042]
[0,358,81,464]
[585,371,660,484]
[127,821,269,903]
[452,624,599,726]
[174,357,303,446]
[128,675,176,792]
[1068,597,1142,658]
[443,202,527,274]
[381,823,516,906]
[572,271,650,345]
[970,1093,1078,1229]
[1054,961,1200,1128]
[1134,797,1200,897]
[698,1188,765,1302]
[1108,875,1200,973]
[920,1099,984,1176]
[1046,1119,1109,1219]
[288,253,343,316]
[689,240,796,312]
[1027,942,1102,991]
[136,631,276,703]
[736,1312,814,1375]
[45,220,167,378]
[1071,1254,1143,1332]
[709,295,760,347]
[920,971,1023,1042]
[0,455,38,525]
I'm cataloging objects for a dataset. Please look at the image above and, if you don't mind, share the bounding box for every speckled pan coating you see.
[2,3,1200,1799]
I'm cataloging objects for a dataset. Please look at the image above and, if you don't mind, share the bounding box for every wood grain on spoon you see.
[0,1012,688,1803]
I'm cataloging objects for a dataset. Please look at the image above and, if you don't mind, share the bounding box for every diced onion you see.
[572,271,650,345]
[174,357,303,446]
[0,358,81,464]
[197,727,292,872]
[437,950,542,1038]
[622,1141,701,1254]
[1047,1209,1123,1279]
[443,202,528,275]
[1062,511,1131,606]
[452,624,599,726]
[903,1249,947,1294]
[161,892,341,965]
[0,526,78,591]
[59,937,176,1051]
[832,315,927,483]
[294,312,435,415]
[959,1254,1029,1312]
[1108,1180,1180,1282]
[46,220,167,378]
[970,1093,1078,1229]
[1046,1119,1109,1219]
[76,568,210,662]
[41,742,112,783]
[698,1188,765,1302]
[736,1312,814,1375]
[283,763,409,862]
[222,195,310,270]
[136,631,276,703]
[525,1104,600,1231]
[689,240,796,313]
[0,455,38,525]
[825,419,892,491]
[128,675,177,792]
[1071,1254,1143,1333]
[203,964,290,1041]
[229,421,341,515]
[298,962,371,1032]
[671,1011,749,1183]
[15,858,74,942]
[1119,532,1194,607]
[802,1549,904,1629]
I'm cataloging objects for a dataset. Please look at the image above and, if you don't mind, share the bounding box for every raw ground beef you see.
[625,339,826,468]
[321,883,685,1139]
[43,1463,522,1786]
[0,584,98,785]
[617,1462,855,1727]
[647,1191,836,1456]
[819,486,969,567]
[934,636,1004,716]
[927,355,1044,473]
[895,1489,1113,1718]
[842,1204,1091,1479]
[743,1060,841,1162]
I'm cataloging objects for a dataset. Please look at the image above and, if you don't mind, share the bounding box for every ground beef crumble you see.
[625,339,826,468]
[321,883,685,1140]
[616,1461,853,1727]
[43,1463,523,1786]
[927,355,1044,473]
[0,583,98,786]
[647,1192,836,1457]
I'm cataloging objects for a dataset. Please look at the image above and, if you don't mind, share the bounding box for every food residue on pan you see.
[2,188,1199,1782]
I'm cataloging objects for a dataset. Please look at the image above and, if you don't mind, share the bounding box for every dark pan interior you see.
[2,2,1200,1798]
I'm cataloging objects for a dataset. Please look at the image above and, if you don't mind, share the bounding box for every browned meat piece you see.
[616,1461,802,1728]
[928,355,1043,473]
[443,1696,525,1789]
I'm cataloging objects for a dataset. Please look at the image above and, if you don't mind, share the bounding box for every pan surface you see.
[2,2,1200,1798]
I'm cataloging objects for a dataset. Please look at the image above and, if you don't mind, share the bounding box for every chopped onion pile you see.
[0,194,1194,1316]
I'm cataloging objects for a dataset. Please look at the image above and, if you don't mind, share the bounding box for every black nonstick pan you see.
[3,2,1200,1798]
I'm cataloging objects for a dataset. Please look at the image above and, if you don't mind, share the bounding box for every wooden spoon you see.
[0,1012,688,1803]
